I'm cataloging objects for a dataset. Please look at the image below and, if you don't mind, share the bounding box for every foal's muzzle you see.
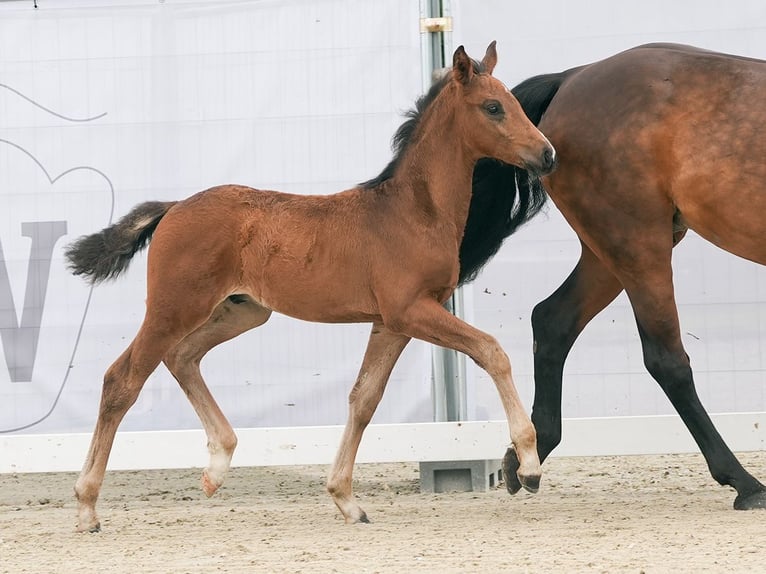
[520,143,557,176]
[540,146,557,174]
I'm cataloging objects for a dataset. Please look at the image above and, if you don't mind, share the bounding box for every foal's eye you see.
[483,100,504,117]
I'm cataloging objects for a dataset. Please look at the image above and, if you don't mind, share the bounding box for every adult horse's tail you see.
[511,70,570,124]
[65,201,177,284]
[458,69,571,285]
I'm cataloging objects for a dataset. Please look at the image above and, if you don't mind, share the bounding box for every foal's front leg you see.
[504,242,624,493]
[327,323,410,523]
[387,297,541,492]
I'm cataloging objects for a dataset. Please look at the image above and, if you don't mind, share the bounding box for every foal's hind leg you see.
[503,242,623,493]
[163,296,272,497]
[75,303,216,532]
[327,323,410,523]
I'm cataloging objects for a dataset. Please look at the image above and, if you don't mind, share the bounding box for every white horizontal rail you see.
[2,413,764,474]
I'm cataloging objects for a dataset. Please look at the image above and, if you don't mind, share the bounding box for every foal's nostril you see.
[542,147,557,173]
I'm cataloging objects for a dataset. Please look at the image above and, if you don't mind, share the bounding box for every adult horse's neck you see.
[388,83,477,235]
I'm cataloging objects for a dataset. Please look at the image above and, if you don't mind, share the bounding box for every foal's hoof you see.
[734,489,766,510]
[76,521,101,534]
[201,469,222,498]
[75,506,101,533]
[501,447,541,494]
[521,473,541,494]
[344,511,370,524]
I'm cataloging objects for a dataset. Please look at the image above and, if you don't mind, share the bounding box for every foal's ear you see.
[453,45,473,85]
[482,41,498,75]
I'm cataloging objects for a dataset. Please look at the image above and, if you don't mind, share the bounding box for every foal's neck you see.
[390,87,477,231]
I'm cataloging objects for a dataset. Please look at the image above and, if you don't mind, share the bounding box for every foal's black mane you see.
[361,60,560,285]
[359,62,467,191]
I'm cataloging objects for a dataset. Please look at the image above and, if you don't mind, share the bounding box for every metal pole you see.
[419,0,466,423]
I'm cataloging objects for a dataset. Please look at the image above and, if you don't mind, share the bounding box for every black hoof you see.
[88,522,101,533]
[734,489,766,510]
[521,474,541,494]
[502,447,522,494]
[359,513,370,524]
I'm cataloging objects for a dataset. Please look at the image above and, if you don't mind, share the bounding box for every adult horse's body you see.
[463,43,765,509]
[65,43,556,532]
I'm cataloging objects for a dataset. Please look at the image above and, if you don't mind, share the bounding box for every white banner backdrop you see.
[0,0,432,436]
[1,0,764,459]
[452,0,766,421]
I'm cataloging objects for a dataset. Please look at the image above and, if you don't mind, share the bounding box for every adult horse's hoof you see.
[500,446,526,494]
[502,447,522,494]
[734,489,766,510]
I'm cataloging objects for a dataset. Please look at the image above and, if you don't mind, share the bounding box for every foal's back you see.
[146,183,401,322]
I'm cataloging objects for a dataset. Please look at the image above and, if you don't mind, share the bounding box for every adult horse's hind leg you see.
[163,296,272,498]
[622,263,766,509]
[503,242,623,493]
[327,323,410,523]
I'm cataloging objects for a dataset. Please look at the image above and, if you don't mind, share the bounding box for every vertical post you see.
[419,0,466,423]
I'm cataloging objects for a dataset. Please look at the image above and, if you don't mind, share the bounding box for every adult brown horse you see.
[64,43,556,532]
[461,43,765,510]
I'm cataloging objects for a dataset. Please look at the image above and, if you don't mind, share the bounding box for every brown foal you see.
[65,42,556,532]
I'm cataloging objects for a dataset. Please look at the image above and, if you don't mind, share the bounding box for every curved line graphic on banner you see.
[0,143,115,434]
[0,82,113,432]
[0,83,108,123]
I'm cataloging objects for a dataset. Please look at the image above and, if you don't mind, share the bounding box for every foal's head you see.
[448,42,556,175]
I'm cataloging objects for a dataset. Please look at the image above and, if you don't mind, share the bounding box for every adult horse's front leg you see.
[327,323,410,523]
[503,242,623,493]
[386,297,540,492]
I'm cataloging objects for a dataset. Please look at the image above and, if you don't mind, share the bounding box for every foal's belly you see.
[242,262,383,325]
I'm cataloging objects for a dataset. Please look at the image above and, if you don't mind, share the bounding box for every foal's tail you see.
[65,201,177,284]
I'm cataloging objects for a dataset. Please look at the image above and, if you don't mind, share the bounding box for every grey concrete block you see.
[419,459,503,493]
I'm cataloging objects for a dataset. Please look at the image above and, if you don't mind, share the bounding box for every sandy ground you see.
[1,451,765,574]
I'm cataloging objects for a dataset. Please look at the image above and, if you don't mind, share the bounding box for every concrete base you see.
[419,459,503,493]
